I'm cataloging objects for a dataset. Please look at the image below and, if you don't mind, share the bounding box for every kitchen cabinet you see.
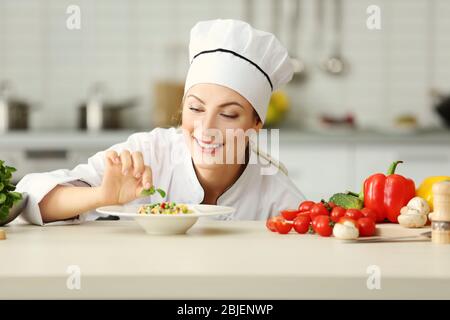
[279,143,354,201]
[0,148,99,183]
[0,131,133,182]
[276,131,450,201]
[354,145,450,189]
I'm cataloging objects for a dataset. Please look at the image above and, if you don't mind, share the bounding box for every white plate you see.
[96,204,235,235]
[96,204,235,218]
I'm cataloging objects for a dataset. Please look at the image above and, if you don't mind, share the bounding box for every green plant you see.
[141,185,166,198]
[0,160,22,221]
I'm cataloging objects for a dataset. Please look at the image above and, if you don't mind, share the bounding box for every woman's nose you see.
[201,111,217,131]
[193,112,222,142]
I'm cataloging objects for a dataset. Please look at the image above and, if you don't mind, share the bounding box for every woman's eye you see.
[221,113,238,119]
[189,106,203,113]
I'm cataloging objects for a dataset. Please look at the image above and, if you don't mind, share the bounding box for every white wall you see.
[0,0,449,130]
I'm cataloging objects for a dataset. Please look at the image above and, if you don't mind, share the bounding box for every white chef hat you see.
[184,19,294,123]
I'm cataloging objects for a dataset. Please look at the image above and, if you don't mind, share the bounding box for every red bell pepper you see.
[363,161,416,223]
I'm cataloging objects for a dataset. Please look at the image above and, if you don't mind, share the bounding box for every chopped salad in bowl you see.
[138,202,192,215]
[96,187,236,234]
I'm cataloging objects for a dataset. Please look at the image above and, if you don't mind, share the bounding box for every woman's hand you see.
[39,150,152,223]
[100,150,153,205]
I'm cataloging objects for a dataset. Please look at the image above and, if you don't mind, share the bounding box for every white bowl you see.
[96,204,235,235]
[133,214,198,235]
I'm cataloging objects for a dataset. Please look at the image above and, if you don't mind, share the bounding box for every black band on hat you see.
[192,48,273,91]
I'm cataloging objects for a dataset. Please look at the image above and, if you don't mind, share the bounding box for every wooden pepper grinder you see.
[432,181,450,244]
[0,229,6,240]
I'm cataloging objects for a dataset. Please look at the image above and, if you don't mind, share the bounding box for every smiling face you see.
[181,83,262,170]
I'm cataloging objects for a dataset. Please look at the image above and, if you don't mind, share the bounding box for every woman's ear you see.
[253,120,263,132]
[252,109,263,131]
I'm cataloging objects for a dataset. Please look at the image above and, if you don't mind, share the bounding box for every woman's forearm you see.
[39,185,105,223]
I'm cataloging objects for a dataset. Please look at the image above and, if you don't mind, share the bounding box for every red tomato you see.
[361,208,377,222]
[310,203,329,220]
[330,206,346,223]
[266,216,282,232]
[328,202,336,209]
[312,216,319,230]
[281,209,300,221]
[266,219,275,232]
[298,200,315,212]
[297,210,311,218]
[312,215,333,237]
[357,218,376,237]
[274,218,293,234]
[345,209,363,221]
[293,215,311,234]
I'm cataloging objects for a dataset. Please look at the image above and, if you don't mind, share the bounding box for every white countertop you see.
[1,220,449,299]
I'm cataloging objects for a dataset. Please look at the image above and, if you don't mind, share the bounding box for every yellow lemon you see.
[265,103,282,126]
[270,91,289,112]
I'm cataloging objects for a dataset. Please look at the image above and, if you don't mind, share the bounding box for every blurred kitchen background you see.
[1,0,450,200]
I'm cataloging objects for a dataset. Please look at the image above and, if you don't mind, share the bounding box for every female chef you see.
[16,19,305,225]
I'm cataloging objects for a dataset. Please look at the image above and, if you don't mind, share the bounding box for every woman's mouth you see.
[193,136,223,154]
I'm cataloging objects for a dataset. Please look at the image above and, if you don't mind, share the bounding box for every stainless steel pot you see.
[77,84,138,131]
[431,89,450,128]
[78,98,138,130]
[0,100,30,132]
[0,81,31,132]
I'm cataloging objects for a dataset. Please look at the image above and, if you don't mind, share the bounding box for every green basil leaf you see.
[141,186,166,198]
[10,192,22,201]
[0,206,9,221]
[0,194,6,205]
[141,185,156,197]
[156,188,166,198]
[5,166,16,173]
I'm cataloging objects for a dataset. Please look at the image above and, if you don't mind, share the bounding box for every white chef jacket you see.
[16,127,305,226]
